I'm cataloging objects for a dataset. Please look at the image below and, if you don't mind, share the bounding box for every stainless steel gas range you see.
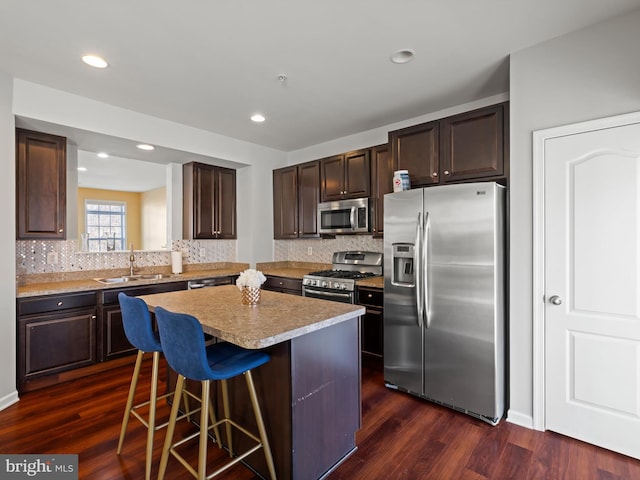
[302,251,383,304]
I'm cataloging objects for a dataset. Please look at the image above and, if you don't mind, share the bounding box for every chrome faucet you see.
[129,244,136,276]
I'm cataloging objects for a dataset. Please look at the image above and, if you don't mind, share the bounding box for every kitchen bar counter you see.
[139,285,364,480]
[139,285,364,349]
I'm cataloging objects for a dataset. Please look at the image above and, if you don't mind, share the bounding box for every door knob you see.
[549,295,562,305]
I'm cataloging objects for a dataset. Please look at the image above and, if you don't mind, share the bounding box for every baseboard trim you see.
[0,390,19,412]
[506,409,536,430]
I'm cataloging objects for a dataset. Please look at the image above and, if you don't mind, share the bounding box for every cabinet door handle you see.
[57,301,63,306]
[432,172,438,177]
[444,170,451,176]
[91,315,97,320]
[58,228,64,233]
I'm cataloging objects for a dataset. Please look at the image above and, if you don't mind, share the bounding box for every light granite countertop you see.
[16,260,384,298]
[139,285,365,349]
[16,263,249,298]
[257,261,384,289]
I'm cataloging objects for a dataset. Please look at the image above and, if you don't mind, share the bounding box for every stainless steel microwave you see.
[318,197,370,234]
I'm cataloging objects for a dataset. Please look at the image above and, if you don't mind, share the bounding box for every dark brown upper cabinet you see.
[390,102,508,188]
[320,149,371,202]
[389,121,440,188]
[440,103,506,182]
[183,162,236,239]
[273,160,320,239]
[16,128,67,239]
[370,144,392,237]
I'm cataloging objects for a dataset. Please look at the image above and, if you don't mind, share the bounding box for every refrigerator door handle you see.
[423,211,431,329]
[415,212,424,327]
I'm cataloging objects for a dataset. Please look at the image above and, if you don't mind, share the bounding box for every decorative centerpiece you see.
[236,269,266,306]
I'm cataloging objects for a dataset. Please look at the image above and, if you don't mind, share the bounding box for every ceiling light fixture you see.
[390,49,415,64]
[81,54,109,68]
[97,152,109,158]
[136,144,155,151]
[251,114,266,123]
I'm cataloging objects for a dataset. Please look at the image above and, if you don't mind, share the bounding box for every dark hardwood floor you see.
[1,355,639,479]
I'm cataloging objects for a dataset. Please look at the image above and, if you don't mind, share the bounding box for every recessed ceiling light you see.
[97,152,109,158]
[78,167,87,172]
[390,49,415,64]
[136,144,154,151]
[82,54,109,69]
[251,114,266,123]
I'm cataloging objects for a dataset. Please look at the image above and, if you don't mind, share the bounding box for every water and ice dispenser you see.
[391,243,415,286]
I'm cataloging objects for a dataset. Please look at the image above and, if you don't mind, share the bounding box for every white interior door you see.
[544,120,640,458]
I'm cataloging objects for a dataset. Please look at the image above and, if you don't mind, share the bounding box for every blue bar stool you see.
[116,293,206,480]
[155,306,277,480]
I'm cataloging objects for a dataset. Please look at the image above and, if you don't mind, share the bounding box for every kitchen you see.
[2,1,640,479]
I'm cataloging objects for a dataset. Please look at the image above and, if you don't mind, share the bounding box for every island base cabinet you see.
[172,317,361,480]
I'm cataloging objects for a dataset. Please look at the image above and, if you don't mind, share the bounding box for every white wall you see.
[141,186,167,250]
[12,80,288,265]
[287,94,509,164]
[508,9,640,426]
[0,70,18,409]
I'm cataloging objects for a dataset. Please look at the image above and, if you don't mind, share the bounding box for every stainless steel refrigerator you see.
[383,182,505,425]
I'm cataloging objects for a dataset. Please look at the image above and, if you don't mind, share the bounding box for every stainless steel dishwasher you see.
[187,277,234,289]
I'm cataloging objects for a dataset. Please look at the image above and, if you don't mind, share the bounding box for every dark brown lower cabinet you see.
[262,275,303,295]
[100,304,137,360]
[98,280,189,361]
[17,302,97,392]
[17,280,190,392]
[357,286,383,357]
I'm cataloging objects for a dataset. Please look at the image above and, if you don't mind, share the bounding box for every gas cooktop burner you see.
[307,270,379,280]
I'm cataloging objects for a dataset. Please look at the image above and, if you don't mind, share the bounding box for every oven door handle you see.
[304,288,353,300]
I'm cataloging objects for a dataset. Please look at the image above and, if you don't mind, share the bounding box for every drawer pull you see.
[57,301,63,306]
[367,294,373,298]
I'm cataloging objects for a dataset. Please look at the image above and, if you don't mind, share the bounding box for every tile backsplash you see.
[16,236,383,276]
[274,236,383,263]
[16,239,236,275]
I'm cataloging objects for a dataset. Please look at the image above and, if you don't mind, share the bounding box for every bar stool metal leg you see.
[116,350,144,455]
[158,375,185,480]
[245,370,277,480]
[220,379,233,458]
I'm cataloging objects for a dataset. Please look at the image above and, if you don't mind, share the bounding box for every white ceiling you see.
[2,0,640,153]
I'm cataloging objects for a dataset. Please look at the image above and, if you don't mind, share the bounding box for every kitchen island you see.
[139,285,365,480]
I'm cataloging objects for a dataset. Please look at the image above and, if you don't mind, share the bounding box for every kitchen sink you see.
[93,273,173,284]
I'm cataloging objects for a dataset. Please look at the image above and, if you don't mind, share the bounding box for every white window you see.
[85,200,126,251]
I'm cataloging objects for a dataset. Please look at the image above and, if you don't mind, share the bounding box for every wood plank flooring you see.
[1,355,639,479]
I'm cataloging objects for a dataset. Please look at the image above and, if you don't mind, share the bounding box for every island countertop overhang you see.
[138,285,365,349]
